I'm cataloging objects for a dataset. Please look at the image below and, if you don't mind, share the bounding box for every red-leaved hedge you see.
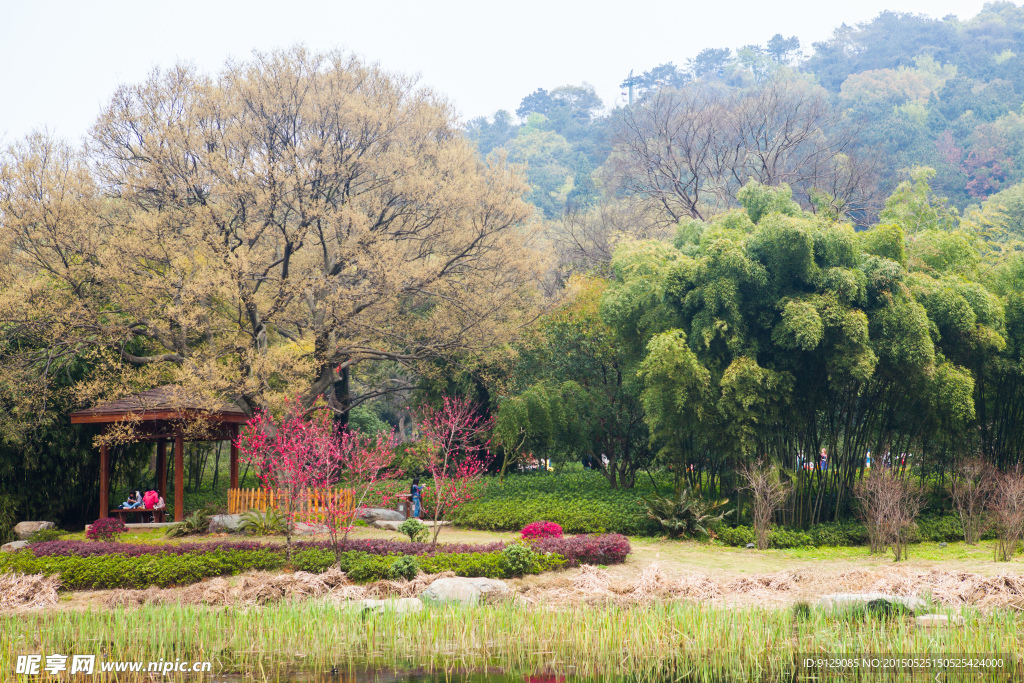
[530,534,631,566]
[26,533,631,566]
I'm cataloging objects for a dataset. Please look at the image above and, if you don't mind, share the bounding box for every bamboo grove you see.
[497,172,1024,524]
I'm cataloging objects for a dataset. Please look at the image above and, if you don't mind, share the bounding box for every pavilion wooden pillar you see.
[230,424,239,489]
[156,440,167,499]
[99,440,109,520]
[174,430,185,522]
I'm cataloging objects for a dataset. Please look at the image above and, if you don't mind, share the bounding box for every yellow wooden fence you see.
[227,488,354,521]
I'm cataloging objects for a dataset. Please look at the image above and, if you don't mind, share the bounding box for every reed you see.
[2,601,1020,681]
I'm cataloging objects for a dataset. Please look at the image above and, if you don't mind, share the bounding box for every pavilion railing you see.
[227,488,354,521]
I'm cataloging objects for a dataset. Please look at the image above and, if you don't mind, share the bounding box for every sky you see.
[0,0,998,143]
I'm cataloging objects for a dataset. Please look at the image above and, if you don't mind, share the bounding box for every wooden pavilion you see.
[69,386,249,522]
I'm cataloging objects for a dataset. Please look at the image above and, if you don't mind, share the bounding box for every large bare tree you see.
[0,48,545,423]
[610,82,734,223]
[610,76,876,224]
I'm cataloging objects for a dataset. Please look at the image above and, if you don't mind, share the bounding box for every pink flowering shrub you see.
[521,520,563,540]
[85,517,128,542]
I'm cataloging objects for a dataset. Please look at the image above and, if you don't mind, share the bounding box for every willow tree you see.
[0,48,544,423]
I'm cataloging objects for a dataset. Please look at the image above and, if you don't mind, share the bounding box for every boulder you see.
[916,613,964,628]
[1,540,29,552]
[817,593,927,613]
[356,508,406,523]
[13,521,55,540]
[293,522,328,536]
[355,598,424,614]
[209,514,245,533]
[420,577,511,606]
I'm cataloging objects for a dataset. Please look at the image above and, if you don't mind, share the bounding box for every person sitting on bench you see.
[120,492,142,509]
[142,490,161,522]
[151,494,166,522]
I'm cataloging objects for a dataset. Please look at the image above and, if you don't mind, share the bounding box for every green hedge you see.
[293,547,566,581]
[0,549,283,589]
[715,515,993,549]
[451,469,663,535]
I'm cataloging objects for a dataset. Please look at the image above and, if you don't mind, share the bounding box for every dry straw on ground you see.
[104,569,462,608]
[516,564,1024,611]
[871,568,1024,610]
[0,572,60,610]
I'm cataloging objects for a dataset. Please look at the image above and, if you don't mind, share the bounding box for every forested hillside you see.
[469,2,1024,224]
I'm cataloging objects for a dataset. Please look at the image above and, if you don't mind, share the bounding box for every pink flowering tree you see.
[237,398,338,560]
[323,428,401,564]
[418,396,494,548]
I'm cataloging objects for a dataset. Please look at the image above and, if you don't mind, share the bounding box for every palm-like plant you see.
[164,508,212,537]
[238,508,287,536]
[642,488,732,539]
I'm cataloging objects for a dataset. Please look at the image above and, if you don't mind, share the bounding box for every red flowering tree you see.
[237,398,338,559]
[417,396,494,548]
[323,429,401,563]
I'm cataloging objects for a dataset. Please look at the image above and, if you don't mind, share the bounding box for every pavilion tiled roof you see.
[69,385,249,424]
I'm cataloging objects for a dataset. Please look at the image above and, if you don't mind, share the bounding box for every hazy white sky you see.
[0,0,998,143]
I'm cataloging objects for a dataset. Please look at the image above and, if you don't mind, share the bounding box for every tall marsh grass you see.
[2,601,1020,681]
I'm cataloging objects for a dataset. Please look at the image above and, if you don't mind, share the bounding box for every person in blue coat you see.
[410,478,425,519]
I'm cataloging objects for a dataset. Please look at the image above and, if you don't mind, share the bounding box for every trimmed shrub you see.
[419,551,508,578]
[501,543,537,576]
[521,521,563,540]
[293,548,336,574]
[397,518,429,543]
[768,528,813,549]
[809,522,870,547]
[389,555,419,581]
[86,518,128,542]
[716,526,812,548]
[716,525,755,547]
[915,515,965,543]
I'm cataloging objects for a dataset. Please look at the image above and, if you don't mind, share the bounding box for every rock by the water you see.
[209,514,245,533]
[1,540,29,552]
[355,598,424,614]
[14,521,55,540]
[420,577,511,606]
[356,508,406,523]
[916,613,964,628]
[818,593,927,613]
